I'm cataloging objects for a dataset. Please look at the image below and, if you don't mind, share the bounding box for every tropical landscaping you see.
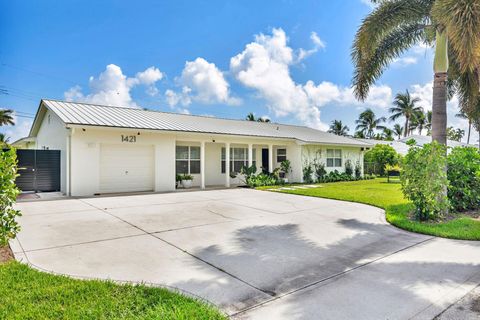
[260,178,480,240]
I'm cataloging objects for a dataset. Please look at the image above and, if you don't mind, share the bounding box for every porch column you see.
[225,142,230,187]
[268,144,273,173]
[248,143,253,167]
[200,141,206,189]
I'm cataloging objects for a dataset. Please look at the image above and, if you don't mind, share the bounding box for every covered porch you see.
[175,139,292,189]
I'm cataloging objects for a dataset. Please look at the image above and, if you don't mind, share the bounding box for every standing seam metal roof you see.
[37,99,370,147]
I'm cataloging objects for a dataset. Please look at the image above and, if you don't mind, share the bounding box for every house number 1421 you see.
[121,135,136,143]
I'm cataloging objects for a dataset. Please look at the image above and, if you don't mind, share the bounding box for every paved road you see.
[12,188,480,319]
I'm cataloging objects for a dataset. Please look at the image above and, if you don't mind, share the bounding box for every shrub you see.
[280,160,291,178]
[303,162,314,183]
[364,144,400,176]
[345,160,353,177]
[354,161,362,179]
[447,147,480,211]
[0,148,21,246]
[313,161,327,182]
[401,142,449,221]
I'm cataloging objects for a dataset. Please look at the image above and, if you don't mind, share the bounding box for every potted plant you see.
[280,160,292,183]
[181,174,193,188]
[176,174,182,188]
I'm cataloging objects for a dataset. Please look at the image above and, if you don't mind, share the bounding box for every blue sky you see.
[0,0,472,142]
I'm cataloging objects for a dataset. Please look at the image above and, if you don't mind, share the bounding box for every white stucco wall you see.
[70,127,176,196]
[301,145,364,181]
[35,110,68,193]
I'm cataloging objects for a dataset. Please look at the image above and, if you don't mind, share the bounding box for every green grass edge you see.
[258,179,480,241]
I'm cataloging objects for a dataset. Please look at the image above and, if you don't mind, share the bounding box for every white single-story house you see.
[19,99,370,196]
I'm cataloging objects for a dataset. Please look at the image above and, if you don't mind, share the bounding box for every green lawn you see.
[0,261,226,320]
[259,179,480,241]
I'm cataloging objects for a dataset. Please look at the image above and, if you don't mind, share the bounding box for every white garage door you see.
[99,144,154,193]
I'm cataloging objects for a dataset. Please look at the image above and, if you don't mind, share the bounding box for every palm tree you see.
[388,91,422,137]
[425,111,433,135]
[355,108,386,139]
[456,111,472,144]
[410,110,427,135]
[328,120,350,136]
[352,0,480,146]
[245,112,256,121]
[0,133,9,146]
[382,128,394,141]
[0,109,15,126]
[393,124,404,140]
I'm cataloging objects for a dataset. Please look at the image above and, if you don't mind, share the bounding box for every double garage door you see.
[99,144,154,193]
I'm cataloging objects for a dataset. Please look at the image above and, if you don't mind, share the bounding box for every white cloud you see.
[1,115,33,142]
[392,56,418,67]
[230,28,392,130]
[166,57,240,108]
[64,64,164,108]
[296,31,326,62]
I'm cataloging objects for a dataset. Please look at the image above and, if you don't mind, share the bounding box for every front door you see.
[261,148,269,173]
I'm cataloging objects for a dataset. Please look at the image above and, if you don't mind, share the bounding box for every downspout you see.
[66,127,73,196]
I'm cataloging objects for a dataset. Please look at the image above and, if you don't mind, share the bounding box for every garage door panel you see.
[100,144,154,193]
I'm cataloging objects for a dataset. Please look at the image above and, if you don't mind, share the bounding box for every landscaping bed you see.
[0,248,225,320]
[259,178,480,241]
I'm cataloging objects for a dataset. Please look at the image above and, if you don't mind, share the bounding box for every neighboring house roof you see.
[356,135,476,155]
[31,99,370,147]
[11,136,36,147]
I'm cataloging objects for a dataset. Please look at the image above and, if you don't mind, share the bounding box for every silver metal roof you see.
[35,99,370,147]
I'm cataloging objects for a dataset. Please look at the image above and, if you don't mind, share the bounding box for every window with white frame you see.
[176,146,200,174]
[277,148,287,162]
[326,149,342,167]
[221,147,256,173]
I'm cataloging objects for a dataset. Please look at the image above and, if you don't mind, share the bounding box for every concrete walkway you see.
[11,188,480,319]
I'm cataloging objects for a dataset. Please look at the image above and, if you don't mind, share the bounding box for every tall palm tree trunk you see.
[432,72,448,145]
[432,30,448,146]
[404,118,409,137]
[467,120,471,144]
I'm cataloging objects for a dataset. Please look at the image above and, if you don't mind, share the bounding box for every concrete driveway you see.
[11,188,480,319]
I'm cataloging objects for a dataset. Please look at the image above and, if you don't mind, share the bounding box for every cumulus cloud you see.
[230,28,392,130]
[1,115,33,142]
[165,57,240,108]
[64,64,163,108]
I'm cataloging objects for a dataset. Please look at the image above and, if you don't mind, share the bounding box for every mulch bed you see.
[0,245,14,263]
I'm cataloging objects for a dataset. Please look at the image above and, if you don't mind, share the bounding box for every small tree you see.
[0,148,21,246]
[345,160,354,177]
[401,142,449,221]
[280,160,291,179]
[364,144,399,176]
[354,161,362,179]
[313,161,327,182]
[302,162,314,184]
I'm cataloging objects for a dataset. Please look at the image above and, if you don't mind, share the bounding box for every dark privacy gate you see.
[16,149,61,192]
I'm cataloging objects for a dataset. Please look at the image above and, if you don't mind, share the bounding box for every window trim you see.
[221,147,256,173]
[326,149,342,168]
[176,146,201,175]
[276,148,287,163]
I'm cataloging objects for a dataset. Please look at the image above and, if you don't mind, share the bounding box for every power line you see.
[0,62,77,85]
